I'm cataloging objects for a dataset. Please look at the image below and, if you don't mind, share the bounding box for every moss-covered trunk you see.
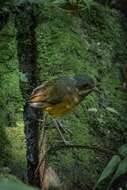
[15,4,41,187]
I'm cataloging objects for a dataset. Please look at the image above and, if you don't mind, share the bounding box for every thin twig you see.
[49,144,116,155]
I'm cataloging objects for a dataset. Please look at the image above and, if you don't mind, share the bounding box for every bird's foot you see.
[55,120,72,135]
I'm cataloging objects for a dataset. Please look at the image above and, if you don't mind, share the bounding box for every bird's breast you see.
[43,95,80,117]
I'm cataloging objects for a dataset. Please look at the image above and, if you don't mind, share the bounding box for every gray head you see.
[73,75,95,97]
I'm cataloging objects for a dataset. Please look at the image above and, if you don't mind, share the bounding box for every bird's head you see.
[74,75,98,98]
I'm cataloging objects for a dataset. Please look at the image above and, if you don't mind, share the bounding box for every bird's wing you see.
[30,79,64,105]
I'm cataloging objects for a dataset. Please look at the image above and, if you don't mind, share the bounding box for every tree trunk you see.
[15,4,41,187]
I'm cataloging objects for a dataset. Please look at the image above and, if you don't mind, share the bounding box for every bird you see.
[29,75,98,144]
[29,75,97,116]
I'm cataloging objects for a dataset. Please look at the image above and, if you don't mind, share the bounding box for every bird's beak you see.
[79,88,93,96]
[79,86,100,96]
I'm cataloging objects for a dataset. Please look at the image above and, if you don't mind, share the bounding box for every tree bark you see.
[15,4,41,187]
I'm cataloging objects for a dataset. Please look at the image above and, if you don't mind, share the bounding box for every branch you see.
[49,144,116,155]
[35,143,116,175]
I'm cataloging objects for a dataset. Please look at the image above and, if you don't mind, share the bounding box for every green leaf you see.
[15,0,45,5]
[94,155,121,189]
[113,158,127,180]
[118,144,127,157]
[106,107,119,115]
[82,0,94,12]
[88,108,98,113]
[69,0,77,5]
[83,0,93,6]
[107,158,127,189]
[53,0,66,5]
[0,178,38,190]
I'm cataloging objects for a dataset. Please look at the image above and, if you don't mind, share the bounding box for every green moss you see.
[0,18,24,174]
[0,18,23,128]
[0,126,11,167]
[6,125,26,177]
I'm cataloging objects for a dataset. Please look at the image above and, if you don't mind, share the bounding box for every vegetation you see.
[0,0,127,190]
[0,178,38,190]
